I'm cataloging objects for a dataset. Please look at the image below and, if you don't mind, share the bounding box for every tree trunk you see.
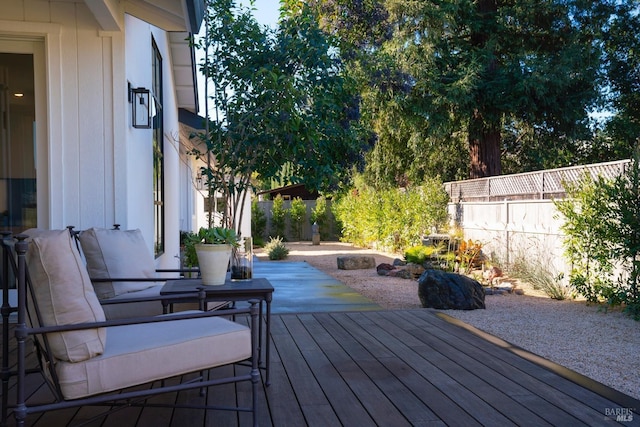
[468,0,501,179]
[469,110,502,178]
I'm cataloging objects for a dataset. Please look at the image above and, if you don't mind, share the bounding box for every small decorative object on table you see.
[231,236,253,281]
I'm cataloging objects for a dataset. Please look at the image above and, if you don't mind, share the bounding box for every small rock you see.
[389,269,413,279]
[404,263,425,278]
[393,258,406,267]
[376,262,396,276]
[483,266,503,284]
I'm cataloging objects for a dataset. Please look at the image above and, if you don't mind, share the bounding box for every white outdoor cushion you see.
[54,315,251,400]
[22,229,107,362]
[79,228,157,299]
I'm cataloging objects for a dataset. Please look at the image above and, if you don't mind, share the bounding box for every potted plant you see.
[184,227,239,285]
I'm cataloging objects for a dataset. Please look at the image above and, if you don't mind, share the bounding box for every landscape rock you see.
[393,258,406,267]
[376,263,395,276]
[388,269,413,279]
[337,255,376,270]
[483,266,503,284]
[404,263,425,278]
[418,269,485,310]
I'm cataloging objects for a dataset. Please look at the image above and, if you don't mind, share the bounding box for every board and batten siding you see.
[0,1,186,268]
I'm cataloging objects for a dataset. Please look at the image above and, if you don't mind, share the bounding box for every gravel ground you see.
[256,241,640,400]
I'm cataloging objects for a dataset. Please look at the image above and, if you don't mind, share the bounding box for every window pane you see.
[152,40,164,257]
[0,53,36,234]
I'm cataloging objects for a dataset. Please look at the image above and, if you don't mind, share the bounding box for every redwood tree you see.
[313,0,621,180]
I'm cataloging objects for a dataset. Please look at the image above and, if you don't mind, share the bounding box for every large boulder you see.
[337,255,376,270]
[418,269,485,310]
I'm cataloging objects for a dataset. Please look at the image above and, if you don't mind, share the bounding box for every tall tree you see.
[192,0,366,230]
[603,2,640,151]
[313,0,620,180]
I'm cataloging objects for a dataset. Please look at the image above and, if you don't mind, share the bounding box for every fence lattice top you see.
[444,159,630,201]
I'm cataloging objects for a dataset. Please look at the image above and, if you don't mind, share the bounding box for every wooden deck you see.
[3,309,639,426]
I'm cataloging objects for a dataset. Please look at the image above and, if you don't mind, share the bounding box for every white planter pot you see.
[195,243,232,286]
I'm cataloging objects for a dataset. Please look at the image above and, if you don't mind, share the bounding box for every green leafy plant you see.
[310,195,329,239]
[194,227,239,245]
[180,231,200,268]
[289,197,307,240]
[404,245,438,265]
[251,198,267,246]
[333,175,449,252]
[270,194,287,239]
[554,173,615,302]
[191,0,367,234]
[265,236,289,260]
[455,239,483,274]
[183,227,239,268]
[509,256,571,300]
[555,151,640,318]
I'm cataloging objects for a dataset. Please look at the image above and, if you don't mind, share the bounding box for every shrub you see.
[333,175,449,253]
[270,194,286,239]
[404,245,438,264]
[251,198,267,246]
[265,236,289,260]
[310,195,329,239]
[509,256,571,300]
[180,231,199,268]
[555,152,640,318]
[455,239,484,274]
[289,197,306,240]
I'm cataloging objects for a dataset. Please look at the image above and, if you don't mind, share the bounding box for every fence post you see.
[504,199,510,266]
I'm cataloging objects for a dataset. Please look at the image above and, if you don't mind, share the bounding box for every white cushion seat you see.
[56,314,251,400]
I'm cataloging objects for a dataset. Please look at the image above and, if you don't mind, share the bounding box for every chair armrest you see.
[26,303,256,335]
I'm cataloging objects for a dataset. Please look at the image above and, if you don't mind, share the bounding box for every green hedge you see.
[333,177,449,253]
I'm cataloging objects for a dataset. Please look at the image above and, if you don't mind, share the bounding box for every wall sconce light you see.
[129,84,151,129]
[195,174,204,190]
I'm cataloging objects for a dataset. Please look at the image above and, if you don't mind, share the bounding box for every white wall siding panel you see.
[48,3,80,228]
[124,15,153,245]
[24,0,51,22]
[1,1,193,267]
[152,27,181,268]
[78,3,108,228]
[2,1,26,21]
[109,30,127,231]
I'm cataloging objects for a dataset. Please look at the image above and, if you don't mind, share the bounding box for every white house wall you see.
[0,1,188,268]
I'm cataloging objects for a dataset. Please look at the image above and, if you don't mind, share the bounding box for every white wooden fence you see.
[444,159,630,276]
[256,199,338,241]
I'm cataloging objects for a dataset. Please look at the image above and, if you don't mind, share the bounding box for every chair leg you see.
[249,300,260,427]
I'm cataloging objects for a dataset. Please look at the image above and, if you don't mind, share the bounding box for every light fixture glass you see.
[131,87,151,129]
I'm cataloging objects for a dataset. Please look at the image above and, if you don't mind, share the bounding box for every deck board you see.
[2,309,638,426]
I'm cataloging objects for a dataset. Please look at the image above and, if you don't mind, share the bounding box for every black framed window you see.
[152,39,164,257]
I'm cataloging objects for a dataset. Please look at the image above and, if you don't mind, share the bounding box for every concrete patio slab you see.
[252,259,381,313]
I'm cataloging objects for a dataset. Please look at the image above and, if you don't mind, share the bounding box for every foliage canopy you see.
[310,0,637,185]
[192,0,368,230]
